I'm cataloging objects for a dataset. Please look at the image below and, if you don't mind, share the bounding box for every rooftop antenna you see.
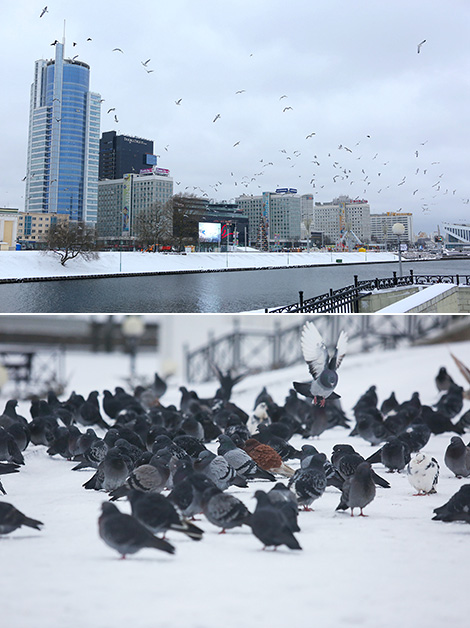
[62,19,66,47]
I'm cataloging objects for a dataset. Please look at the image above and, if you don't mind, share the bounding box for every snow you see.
[1,334,469,628]
[0,250,397,280]
[377,283,457,313]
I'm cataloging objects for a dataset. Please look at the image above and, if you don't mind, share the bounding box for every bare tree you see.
[168,194,201,250]
[133,202,172,250]
[45,221,99,266]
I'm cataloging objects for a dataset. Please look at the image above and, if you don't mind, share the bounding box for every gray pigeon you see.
[193,450,247,490]
[201,486,251,533]
[249,490,302,550]
[444,436,470,478]
[83,447,131,492]
[108,463,169,500]
[432,484,470,522]
[98,502,175,558]
[336,461,376,516]
[128,490,203,540]
[288,453,327,511]
[293,321,348,405]
[0,502,43,535]
[217,435,275,481]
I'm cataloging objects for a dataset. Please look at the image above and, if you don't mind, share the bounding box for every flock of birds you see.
[1,322,470,557]
[34,6,469,221]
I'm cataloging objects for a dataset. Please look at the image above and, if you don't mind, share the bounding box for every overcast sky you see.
[1,0,469,234]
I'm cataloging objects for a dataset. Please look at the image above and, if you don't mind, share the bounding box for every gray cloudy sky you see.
[1,0,469,233]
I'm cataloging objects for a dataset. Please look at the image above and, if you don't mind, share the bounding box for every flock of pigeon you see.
[1,322,470,557]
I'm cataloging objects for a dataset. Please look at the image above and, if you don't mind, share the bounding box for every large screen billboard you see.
[199,222,221,243]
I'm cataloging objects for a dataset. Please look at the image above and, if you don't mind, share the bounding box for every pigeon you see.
[243,439,295,478]
[201,486,251,533]
[293,321,348,405]
[432,484,470,521]
[434,383,464,420]
[420,405,464,435]
[407,453,439,495]
[380,392,399,416]
[444,437,470,478]
[435,367,455,392]
[266,483,300,533]
[83,447,131,492]
[417,39,426,54]
[217,435,275,481]
[108,462,169,500]
[288,453,327,510]
[380,437,411,473]
[247,402,271,435]
[168,471,216,520]
[332,444,390,488]
[193,450,247,490]
[249,490,302,550]
[0,502,43,535]
[128,491,203,540]
[336,462,376,516]
[98,502,175,558]
[0,427,24,465]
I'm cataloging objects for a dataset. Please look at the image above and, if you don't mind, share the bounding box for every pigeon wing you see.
[332,330,349,371]
[300,322,328,380]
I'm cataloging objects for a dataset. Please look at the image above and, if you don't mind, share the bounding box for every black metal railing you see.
[266,270,470,313]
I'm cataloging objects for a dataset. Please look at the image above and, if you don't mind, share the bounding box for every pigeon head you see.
[101,502,120,516]
[319,369,338,390]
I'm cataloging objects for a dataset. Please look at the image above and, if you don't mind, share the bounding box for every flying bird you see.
[283,107,293,112]
[141,59,151,66]
[235,90,245,94]
[107,108,115,114]
[145,68,154,73]
[213,114,221,122]
[306,133,316,139]
[114,115,118,123]
[51,40,59,46]
[40,6,48,18]
[233,141,240,147]
[279,95,287,100]
[112,48,124,53]
[175,99,182,105]
[417,39,426,53]
[293,321,348,405]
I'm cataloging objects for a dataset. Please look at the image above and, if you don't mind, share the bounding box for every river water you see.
[0,259,468,313]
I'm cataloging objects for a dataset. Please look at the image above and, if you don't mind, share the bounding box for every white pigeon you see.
[247,402,271,435]
[293,321,348,406]
[406,453,439,495]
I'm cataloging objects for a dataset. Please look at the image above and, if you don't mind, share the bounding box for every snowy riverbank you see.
[0,250,398,281]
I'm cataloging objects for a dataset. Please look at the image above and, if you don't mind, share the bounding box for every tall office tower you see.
[99,131,157,180]
[25,41,101,223]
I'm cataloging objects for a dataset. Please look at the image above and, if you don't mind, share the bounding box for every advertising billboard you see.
[199,222,221,243]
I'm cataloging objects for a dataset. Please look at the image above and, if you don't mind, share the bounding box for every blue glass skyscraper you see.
[25,41,101,223]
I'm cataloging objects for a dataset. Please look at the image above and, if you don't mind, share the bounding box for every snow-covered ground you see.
[1,334,469,628]
[0,250,397,280]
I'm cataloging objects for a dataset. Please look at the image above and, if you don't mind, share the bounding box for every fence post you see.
[456,274,460,286]
[299,291,304,312]
[375,277,379,290]
[393,271,397,286]
[409,269,414,284]
[354,275,358,287]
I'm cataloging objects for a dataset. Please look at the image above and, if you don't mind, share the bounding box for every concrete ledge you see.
[377,284,458,313]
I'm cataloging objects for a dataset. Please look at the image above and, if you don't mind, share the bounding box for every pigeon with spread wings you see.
[293,321,348,406]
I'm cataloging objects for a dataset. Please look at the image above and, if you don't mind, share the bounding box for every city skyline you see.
[1,0,469,234]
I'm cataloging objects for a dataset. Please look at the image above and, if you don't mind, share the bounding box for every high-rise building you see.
[236,189,302,248]
[25,41,101,223]
[370,212,414,245]
[313,195,371,245]
[97,169,173,239]
[99,131,157,180]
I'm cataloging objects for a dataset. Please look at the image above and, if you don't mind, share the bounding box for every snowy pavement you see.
[1,340,469,628]
[0,250,397,280]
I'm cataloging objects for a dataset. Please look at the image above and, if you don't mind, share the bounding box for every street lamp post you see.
[392,222,405,278]
[121,315,145,385]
